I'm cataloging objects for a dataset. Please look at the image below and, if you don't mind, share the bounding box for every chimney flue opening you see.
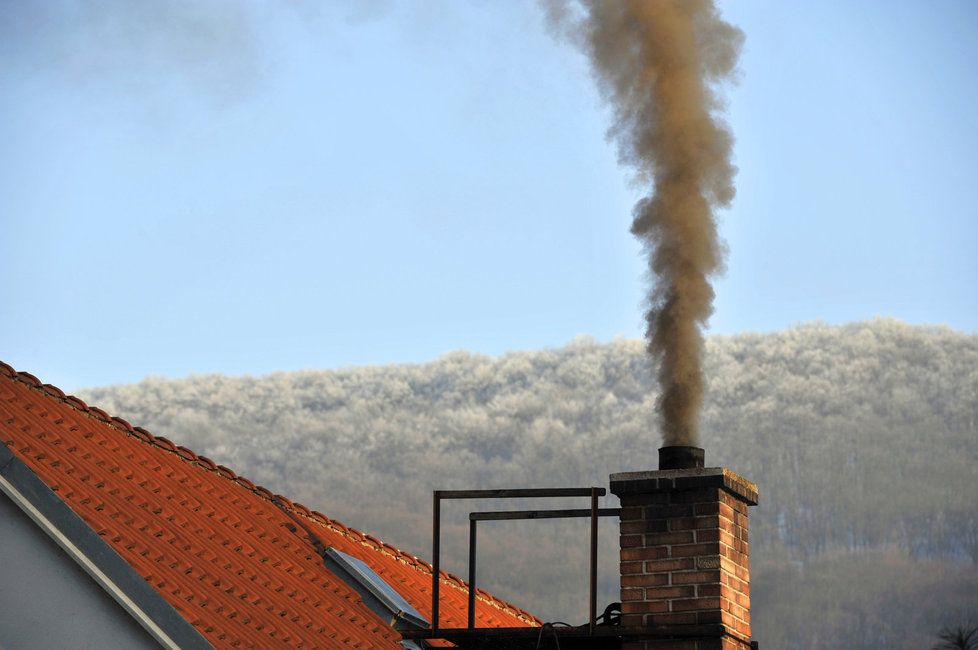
[658,445,705,470]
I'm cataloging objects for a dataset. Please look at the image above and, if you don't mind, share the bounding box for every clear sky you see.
[2,1,976,391]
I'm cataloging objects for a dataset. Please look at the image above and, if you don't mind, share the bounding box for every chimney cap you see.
[658,446,705,470]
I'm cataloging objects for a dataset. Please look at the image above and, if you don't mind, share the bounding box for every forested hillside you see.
[80,319,978,649]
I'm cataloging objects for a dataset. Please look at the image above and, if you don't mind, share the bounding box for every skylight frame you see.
[324,547,429,631]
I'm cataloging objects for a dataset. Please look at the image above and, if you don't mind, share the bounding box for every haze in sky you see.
[2,1,976,390]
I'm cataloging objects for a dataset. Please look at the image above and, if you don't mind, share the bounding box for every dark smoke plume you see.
[548,1,743,446]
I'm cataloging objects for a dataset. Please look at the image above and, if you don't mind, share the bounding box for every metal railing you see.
[429,487,620,635]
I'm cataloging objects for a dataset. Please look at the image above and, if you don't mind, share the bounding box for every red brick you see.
[645,531,695,545]
[650,612,697,625]
[647,504,696,518]
[697,584,721,597]
[622,561,645,575]
[733,617,752,636]
[670,488,717,504]
[622,573,670,588]
[644,558,695,573]
[721,598,748,621]
[671,597,721,612]
[671,543,719,558]
[696,556,722,570]
[693,516,720,529]
[719,529,737,548]
[718,516,736,534]
[695,610,723,624]
[620,506,645,521]
[719,491,749,511]
[620,613,644,628]
[622,587,644,601]
[720,560,749,581]
[696,529,720,543]
[621,493,670,506]
[720,545,747,566]
[622,600,670,614]
[622,546,670,561]
[722,636,752,650]
[645,585,696,600]
[725,577,749,596]
[667,517,698,531]
[671,570,721,585]
[622,534,644,548]
[718,502,735,521]
[732,590,750,609]
[694,502,719,516]
[622,519,668,535]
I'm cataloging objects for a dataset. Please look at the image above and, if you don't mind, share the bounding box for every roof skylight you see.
[324,547,429,632]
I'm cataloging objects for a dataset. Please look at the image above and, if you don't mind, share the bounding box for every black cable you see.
[535,621,572,650]
[535,622,547,649]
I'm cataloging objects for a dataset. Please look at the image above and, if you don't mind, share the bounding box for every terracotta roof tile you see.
[0,365,540,648]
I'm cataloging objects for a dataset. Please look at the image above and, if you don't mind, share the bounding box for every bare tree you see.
[934,625,978,650]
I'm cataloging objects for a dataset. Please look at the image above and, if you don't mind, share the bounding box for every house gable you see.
[0,443,210,649]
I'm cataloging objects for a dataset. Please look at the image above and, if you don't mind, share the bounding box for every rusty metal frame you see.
[430,487,619,636]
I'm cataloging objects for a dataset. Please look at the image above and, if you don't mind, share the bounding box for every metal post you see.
[432,491,441,632]
[467,519,477,628]
[426,486,613,636]
[589,487,598,635]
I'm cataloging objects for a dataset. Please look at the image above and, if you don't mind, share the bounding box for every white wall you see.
[0,493,160,650]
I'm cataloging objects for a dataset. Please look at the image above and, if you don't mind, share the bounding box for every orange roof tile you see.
[0,362,540,648]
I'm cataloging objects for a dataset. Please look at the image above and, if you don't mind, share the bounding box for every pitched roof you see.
[0,362,540,648]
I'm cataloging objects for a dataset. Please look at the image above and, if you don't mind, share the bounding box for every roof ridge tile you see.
[154,437,178,452]
[88,406,112,422]
[17,371,41,386]
[42,383,66,399]
[65,395,89,410]
[131,426,154,443]
[175,445,197,461]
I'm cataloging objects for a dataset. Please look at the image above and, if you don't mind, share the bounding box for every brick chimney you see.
[610,446,759,650]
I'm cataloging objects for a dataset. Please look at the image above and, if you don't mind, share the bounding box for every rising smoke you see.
[548,1,743,446]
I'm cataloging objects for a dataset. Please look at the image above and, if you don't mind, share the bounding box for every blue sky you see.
[2,1,976,390]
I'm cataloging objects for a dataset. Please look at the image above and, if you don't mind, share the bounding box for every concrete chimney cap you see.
[609,467,758,505]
